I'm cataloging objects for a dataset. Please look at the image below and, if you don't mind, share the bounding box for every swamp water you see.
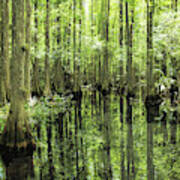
[0,92,180,179]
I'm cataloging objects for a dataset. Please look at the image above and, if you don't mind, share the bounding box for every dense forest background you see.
[0,0,180,179]
[0,0,179,100]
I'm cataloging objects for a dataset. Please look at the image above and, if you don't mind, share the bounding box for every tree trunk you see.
[79,0,82,84]
[0,0,10,105]
[125,2,129,88]
[44,0,51,96]
[126,2,134,96]
[52,1,64,94]
[119,0,124,90]
[25,0,32,99]
[0,0,34,150]
[146,0,154,97]
[0,0,6,106]
[91,0,96,86]
[67,4,72,69]
[102,0,110,94]
[73,0,78,93]
[129,5,134,96]
[32,0,41,96]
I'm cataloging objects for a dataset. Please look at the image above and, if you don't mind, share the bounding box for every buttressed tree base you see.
[0,0,35,159]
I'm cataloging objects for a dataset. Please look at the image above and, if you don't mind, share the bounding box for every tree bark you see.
[52,0,64,93]
[119,0,124,88]
[0,0,6,106]
[146,0,154,97]
[73,0,78,93]
[1,0,34,150]
[32,0,41,96]
[25,0,32,99]
[0,0,10,105]
[102,0,110,93]
[44,0,51,96]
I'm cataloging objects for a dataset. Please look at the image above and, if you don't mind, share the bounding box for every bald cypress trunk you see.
[102,0,110,94]
[4,0,10,101]
[0,0,6,106]
[129,6,134,96]
[67,4,72,69]
[146,0,154,97]
[25,0,32,99]
[97,0,105,89]
[169,0,179,107]
[52,1,64,94]
[0,0,34,150]
[0,0,10,105]
[73,0,78,93]
[91,0,95,86]
[125,2,130,92]
[78,0,83,86]
[44,0,51,96]
[126,2,134,96]
[119,0,124,91]
[32,0,41,96]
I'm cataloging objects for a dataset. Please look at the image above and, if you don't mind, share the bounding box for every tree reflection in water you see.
[4,156,34,180]
[0,93,180,179]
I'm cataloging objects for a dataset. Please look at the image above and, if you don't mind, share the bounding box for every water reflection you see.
[170,111,177,145]
[0,92,180,179]
[126,96,135,180]
[146,107,154,180]
[120,97,125,180]
[3,156,34,180]
[160,111,168,146]
[102,95,112,179]
[47,118,55,179]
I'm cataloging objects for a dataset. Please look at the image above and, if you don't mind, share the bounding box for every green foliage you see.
[30,94,72,124]
[154,11,180,71]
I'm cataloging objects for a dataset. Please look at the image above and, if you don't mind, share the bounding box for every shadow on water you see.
[0,91,180,179]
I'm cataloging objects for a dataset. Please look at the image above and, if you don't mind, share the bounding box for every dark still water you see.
[0,92,180,179]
